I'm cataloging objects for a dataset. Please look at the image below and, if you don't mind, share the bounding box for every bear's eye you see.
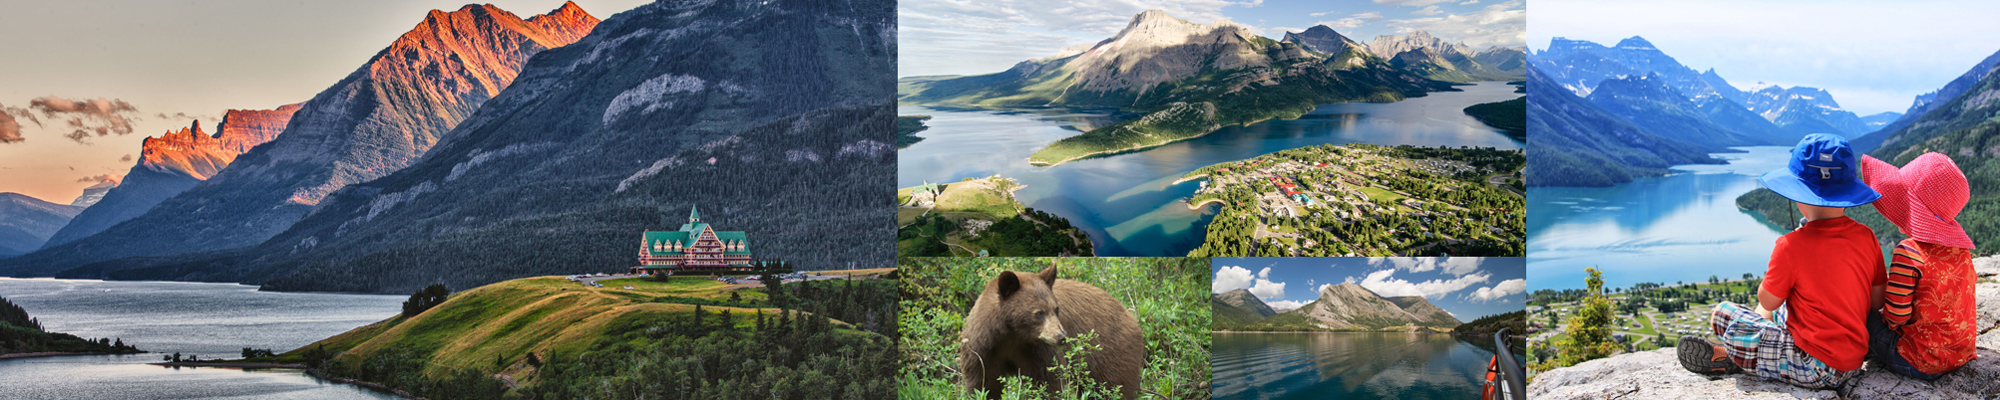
[1034,310,1046,318]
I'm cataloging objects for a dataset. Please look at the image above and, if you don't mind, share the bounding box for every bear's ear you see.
[997,271,1022,299]
[1036,263,1058,285]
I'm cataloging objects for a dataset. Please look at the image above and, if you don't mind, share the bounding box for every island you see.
[1182,143,1525,257]
[897,175,1092,256]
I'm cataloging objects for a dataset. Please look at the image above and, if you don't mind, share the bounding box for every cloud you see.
[1366,257,1484,276]
[1214,265,1288,299]
[76,174,118,184]
[1412,5,1442,15]
[0,104,39,144]
[1351,269,1491,299]
[1265,299,1308,312]
[120,154,133,162]
[1383,0,1525,50]
[1374,0,1449,5]
[1466,278,1526,302]
[0,113,20,143]
[28,97,141,144]
[1460,0,1479,4]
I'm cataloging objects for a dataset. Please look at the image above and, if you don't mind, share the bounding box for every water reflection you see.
[1526,147,1793,290]
[1212,332,1500,400]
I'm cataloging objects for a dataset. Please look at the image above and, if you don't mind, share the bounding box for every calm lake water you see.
[0,278,404,399]
[1527,147,1793,291]
[899,82,1524,256]
[1211,332,1511,400]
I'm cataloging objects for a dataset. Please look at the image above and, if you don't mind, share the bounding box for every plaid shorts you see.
[1708,302,1859,389]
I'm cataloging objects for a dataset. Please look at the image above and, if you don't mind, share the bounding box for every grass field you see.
[899,257,1211,399]
[261,270,898,398]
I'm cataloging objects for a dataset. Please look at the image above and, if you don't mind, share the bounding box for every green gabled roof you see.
[688,205,700,222]
[677,221,709,232]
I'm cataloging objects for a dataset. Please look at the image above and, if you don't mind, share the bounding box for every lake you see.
[1211,332,1512,400]
[899,81,1524,256]
[1526,146,1793,291]
[0,278,404,399]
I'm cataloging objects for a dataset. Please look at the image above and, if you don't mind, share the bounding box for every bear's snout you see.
[1036,317,1067,344]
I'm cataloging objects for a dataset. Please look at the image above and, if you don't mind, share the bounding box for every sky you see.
[0,0,653,204]
[899,0,1526,78]
[1530,0,2000,116]
[1212,257,1527,321]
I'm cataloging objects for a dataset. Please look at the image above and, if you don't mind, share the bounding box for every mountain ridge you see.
[2,3,601,276]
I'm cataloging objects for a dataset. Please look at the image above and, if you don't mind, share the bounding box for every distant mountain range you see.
[11,0,896,294]
[1364,30,1525,82]
[1852,48,2000,152]
[1526,66,1720,187]
[899,10,1521,166]
[0,193,81,258]
[41,105,299,249]
[3,3,600,277]
[1739,46,2000,257]
[1212,284,1461,331]
[1526,36,1890,187]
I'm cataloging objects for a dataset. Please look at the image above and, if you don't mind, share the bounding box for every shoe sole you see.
[1677,336,1735,375]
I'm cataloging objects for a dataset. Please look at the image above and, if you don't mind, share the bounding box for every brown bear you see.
[958,263,1144,399]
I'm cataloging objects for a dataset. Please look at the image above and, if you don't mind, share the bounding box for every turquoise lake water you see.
[1211,331,1514,400]
[1526,146,1795,291]
[898,82,1524,256]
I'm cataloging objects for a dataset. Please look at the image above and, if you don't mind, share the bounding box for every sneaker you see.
[1677,336,1741,375]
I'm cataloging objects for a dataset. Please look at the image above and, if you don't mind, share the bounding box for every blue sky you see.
[900,0,1526,78]
[0,0,651,203]
[1530,0,2000,116]
[1212,257,1526,321]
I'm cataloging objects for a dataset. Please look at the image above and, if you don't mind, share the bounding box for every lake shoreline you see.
[0,351,142,360]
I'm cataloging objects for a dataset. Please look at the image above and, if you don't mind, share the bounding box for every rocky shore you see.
[1530,257,2000,399]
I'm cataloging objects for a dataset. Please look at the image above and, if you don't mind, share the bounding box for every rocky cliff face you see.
[68,178,117,207]
[1060,10,1301,95]
[1289,283,1459,330]
[41,104,300,249]
[1386,295,1461,327]
[1531,260,2000,399]
[1216,288,1278,317]
[1364,30,1472,61]
[0,193,82,258]
[3,3,600,276]
[73,0,897,293]
[1282,25,1358,57]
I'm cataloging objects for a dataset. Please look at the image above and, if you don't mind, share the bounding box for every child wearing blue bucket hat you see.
[1678,133,1884,389]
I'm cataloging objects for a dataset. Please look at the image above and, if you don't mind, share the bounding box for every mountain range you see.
[1739,46,2000,257]
[1212,284,1461,331]
[1526,36,1893,186]
[1364,30,1525,82]
[1526,65,1720,187]
[41,105,299,249]
[16,0,896,293]
[899,10,1472,166]
[2,3,601,277]
[1852,48,2000,153]
[0,194,82,258]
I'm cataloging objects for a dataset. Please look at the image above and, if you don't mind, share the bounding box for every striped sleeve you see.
[1883,242,1924,329]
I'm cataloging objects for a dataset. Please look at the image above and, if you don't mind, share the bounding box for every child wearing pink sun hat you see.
[1860,152,1978,380]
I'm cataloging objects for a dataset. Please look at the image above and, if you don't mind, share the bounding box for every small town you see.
[1182,143,1524,257]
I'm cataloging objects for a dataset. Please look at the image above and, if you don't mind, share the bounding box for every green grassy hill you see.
[268,270,898,399]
